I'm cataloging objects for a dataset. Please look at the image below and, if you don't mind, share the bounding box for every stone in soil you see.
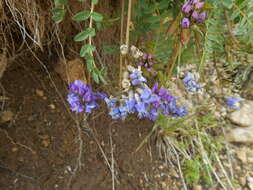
[229,100,253,128]
[227,127,253,144]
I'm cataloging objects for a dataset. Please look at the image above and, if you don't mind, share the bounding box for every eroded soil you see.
[0,58,167,190]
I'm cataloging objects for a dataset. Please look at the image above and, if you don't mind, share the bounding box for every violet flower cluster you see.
[105,66,187,120]
[181,0,206,28]
[67,80,106,113]
[67,67,188,121]
[183,72,202,93]
[138,53,155,72]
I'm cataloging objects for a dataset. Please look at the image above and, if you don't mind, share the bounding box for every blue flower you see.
[109,107,121,119]
[174,106,188,117]
[119,105,128,118]
[183,72,202,92]
[135,102,149,118]
[85,101,98,113]
[140,88,160,104]
[226,97,240,108]
[129,69,147,85]
[105,97,118,108]
[148,108,159,121]
[124,98,136,113]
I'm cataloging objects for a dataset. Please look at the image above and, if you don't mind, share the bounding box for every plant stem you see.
[125,0,132,47]
[119,0,125,87]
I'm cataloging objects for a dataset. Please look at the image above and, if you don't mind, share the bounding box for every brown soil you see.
[0,57,166,190]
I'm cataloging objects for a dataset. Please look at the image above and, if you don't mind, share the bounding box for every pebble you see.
[49,104,56,109]
[247,176,253,190]
[236,148,248,163]
[193,184,202,190]
[239,177,246,186]
[0,110,13,122]
[227,127,253,144]
[229,101,253,128]
[35,89,44,97]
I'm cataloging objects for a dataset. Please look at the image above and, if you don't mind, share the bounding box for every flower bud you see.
[191,11,198,20]
[182,2,192,14]
[197,12,206,23]
[120,45,128,55]
[195,2,204,9]
[182,18,190,28]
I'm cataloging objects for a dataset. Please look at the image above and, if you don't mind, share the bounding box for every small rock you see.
[247,151,253,163]
[247,176,253,190]
[12,147,18,152]
[229,101,253,128]
[193,184,202,190]
[35,89,44,97]
[236,148,248,163]
[49,104,55,109]
[227,127,253,144]
[1,110,14,122]
[239,177,246,186]
[170,168,179,178]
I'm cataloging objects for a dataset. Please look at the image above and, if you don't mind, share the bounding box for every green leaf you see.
[55,0,68,6]
[92,0,99,4]
[72,11,90,21]
[98,73,107,84]
[91,12,103,22]
[85,54,94,72]
[52,8,66,23]
[92,73,100,83]
[222,0,233,9]
[80,44,96,57]
[74,28,95,42]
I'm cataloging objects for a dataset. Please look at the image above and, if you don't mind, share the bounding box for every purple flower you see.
[182,1,192,14]
[195,1,204,9]
[197,12,206,23]
[85,101,98,113]
[226,97,240,108]
[182,18,190,28]
[148,108,159,121]
[192,11,199,20]
[174,106,188,117]
[152,82,159,93]
[67,80,105,114]
[67,94,85,113]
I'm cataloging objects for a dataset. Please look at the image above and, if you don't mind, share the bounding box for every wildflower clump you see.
[105,65,187,121]
[67,80,106,113]
[181,0,206,28]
